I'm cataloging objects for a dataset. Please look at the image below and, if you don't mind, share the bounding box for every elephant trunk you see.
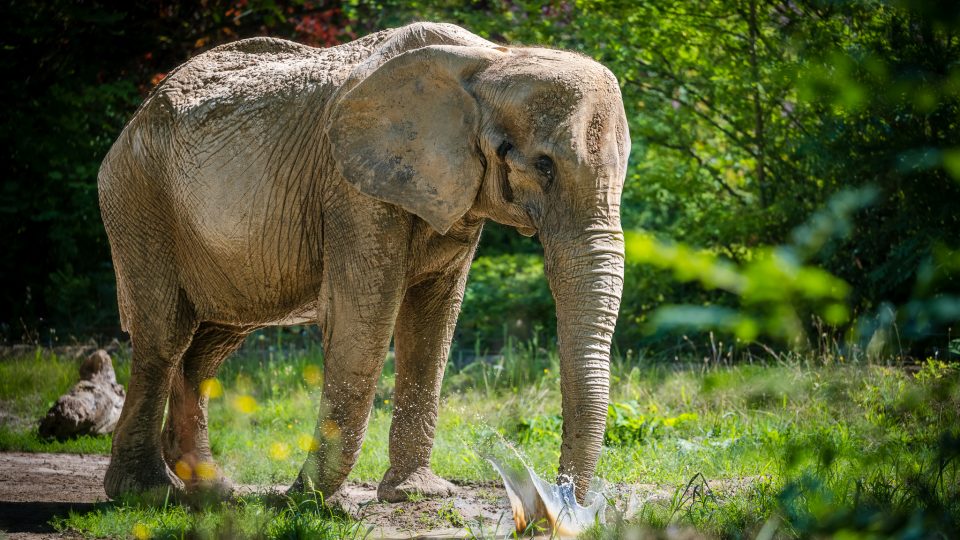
[542,225,625,502]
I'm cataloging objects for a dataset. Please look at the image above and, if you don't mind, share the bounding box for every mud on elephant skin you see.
[98,22,629,503]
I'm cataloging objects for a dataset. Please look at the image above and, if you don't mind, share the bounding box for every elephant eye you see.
[496,141,513,160]
[535,155,555,187]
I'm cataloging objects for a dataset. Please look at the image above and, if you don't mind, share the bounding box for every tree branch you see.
[648,137,748,204]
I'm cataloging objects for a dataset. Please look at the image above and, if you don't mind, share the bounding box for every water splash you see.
[452,408,611,536]
[488,458,606,537]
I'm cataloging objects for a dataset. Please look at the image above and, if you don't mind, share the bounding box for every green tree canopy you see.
[3,0,957,355]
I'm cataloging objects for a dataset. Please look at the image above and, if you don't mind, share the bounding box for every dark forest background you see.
[2,0,958,358]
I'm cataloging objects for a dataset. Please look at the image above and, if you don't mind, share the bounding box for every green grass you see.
[0,347,130,453]
[51,492,370,539]
[1,343,958,538]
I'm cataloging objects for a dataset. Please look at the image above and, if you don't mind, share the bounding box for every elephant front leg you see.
[290,234,409,499]
[290,309,399,498]
[377,268,470,502]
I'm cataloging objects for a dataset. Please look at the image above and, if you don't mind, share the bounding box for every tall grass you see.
[446,332,559,396]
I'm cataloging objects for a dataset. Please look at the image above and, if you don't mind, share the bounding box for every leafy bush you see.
[515,400,701,448]
[605,401,698,446]
[5,0,959,360]
[625,189,869,344]
[458,254,554,350]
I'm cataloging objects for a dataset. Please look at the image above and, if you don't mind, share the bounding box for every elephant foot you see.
[322,489,361,517]
[286,470,338,500]
[377,466,457,502]
[285,474,356,515]
[180,477,235,508]
[104,455,186,503]
[183,471,236,506]
[167,454,236,501]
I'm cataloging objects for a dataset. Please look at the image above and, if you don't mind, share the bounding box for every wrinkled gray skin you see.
[99,22,628,503]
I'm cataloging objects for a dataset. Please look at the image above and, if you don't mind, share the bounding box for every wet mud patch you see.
[329,481,514,538]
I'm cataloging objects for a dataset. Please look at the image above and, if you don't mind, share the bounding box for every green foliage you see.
[605,401,698,446]
[4,0,958,354]
[769,364,960,537]
[624,187,879,344]
[446,336,559,399]
[459,254,554,348]
[361,0,960,354]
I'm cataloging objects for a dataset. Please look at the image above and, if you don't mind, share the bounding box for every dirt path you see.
[0,452,758,538]
[0,452,517,539]
[0,452,106,539]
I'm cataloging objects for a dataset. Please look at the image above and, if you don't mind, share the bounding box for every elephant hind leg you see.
[100,167,204,500]
[162,322,249,495]
[103,287,198,501]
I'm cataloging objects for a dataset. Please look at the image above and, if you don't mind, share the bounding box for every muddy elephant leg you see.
[162,322,248,494]
[290,298,404,498]
[290,216,409,498]
[104,291,197,500]
[378,263,472,502]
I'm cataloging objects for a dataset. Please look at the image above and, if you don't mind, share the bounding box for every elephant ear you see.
[327,45,504,234]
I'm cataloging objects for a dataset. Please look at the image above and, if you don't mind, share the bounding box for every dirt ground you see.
[0,452,757,539]
[0,452,521,539]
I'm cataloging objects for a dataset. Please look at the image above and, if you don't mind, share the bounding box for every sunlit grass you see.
[0,348,129,453]
[1,343,957,537]
[208,349,958,538]
[51,493,369,540]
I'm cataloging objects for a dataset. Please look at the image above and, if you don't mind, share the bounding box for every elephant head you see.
[327,43,629,499]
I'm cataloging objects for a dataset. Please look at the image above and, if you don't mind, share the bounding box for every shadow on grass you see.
[0,500,101,534]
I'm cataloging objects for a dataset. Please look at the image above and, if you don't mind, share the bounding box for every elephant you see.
[98,21,629,504]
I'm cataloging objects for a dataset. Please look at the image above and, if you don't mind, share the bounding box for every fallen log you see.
[38,350,125,440]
